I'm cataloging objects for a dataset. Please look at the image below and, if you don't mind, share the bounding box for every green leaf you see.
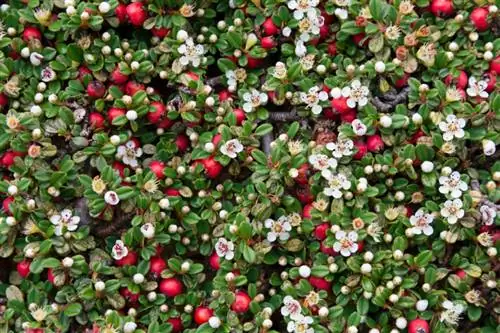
[414,250,433,268]
[254,123,273,136]
[64,303,82,317]
[217,58,236,72]
[242,244,256,263]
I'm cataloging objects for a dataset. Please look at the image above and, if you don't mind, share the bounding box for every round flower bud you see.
[7,185,18,196]
[181,261,191,273]
[389,294,399,303]
[209,317,221,329]
[147,292,157,302]
[347,326,358,333]
[126,110,138,121]
[219,210,228,219]
[412,113,423,125]
[394,191,404,201]
[160,304,169,312]
[363,251,374,262]
[128,308,137,317]
[176,30,188,41]
[386,281,395,289]
[34,93,44,103]
[375,61,386,73]
[130,61,140,71]
[395,318,407,329]
[441,166,452,176]
[422,283,431,292]
[418,84,429,93]
[168,224,178,233]
[95,281,106,291]
[329,263,338,273]
[380,115,392,128]
[289,168,299,178]
[490,5,498,13]
[6,217,17,226]
[205,97,215,107]
[493,171,500,182]
[421,161,434,173]
[278,257,287,266]
[416,299,428,311]
[110,135,121,145]
[369,329,380,333]
[469,32,478,42]
[7,27,16,36]
[21,47,31,58]
[340,286,350,295]
[133,273,145,284]
[487,247,497,257]
[262,319,273,328]
[364,165,373,175]
[62,257,74,268]
[31,105,43,117]
[27,199,36,210]
[123,322,137,333]
[448,42,459,52]
[484,51,493,61]
[298,265,311,278]
[445,52,454,61]
[486,280,497,288]
[361,263,372,274]
[114,48,123,57]
[159,198,170,209]
[393,250,403,260]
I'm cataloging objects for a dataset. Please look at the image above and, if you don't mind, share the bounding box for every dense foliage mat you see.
[0,0,499,332]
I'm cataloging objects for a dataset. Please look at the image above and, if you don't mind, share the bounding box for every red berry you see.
[158,118,175,129]
[126,2,148,27]
[246,56,264,69]
[113,161,126,178]
[353,141,368,160]
[352,33,368,47]
[314,223,330,241]
[186,71,200,81]
[167,317,183,333]
[331,97,354,114]
[327,42,337,56]
[0,93,7,108]
[194,306,213,325]
[444,70,468,89]
[408,318,430,333]
[115,251,138,267]
[470,7,489,32]
[295,163,309,185]
[456,269,466,279]
[484,71,496,92]
[366,135,384,153]
[200,157,223,179]
[308,276,331,291]
[490,56,500,75]
[159,278,183,297]
[149,160,166,180]
[125,81,145,96]
[107,107,126,123]
[2,197,14,214]
[115,3,128,23]
[231,291,251,313]
[302,204,313,219]
[149,256,166,277]
[340,109,357,123]
[212,133,222,147]
[110,66,128,84]
[319,24,329,40]
[89,112,105,129]
[395,73,410,89]
[87,81,106,98]
[17,260,31,278]
[218,90,232,101]
[22,26,42,42]
[152,27,170,38]
[1,151,23,168]
[233,108,246,125]
[120,287,140,303]
[260,36,276,49]
[47,268,55,285]
[320,241,336,255]
[165,188,180,196]
[209,252,220,270]
[262,18,279,36]
[430,0,454,17]
[176,134,190,152]
[78,66,92,81]
[296,186,314,204]
[148,101,166,124]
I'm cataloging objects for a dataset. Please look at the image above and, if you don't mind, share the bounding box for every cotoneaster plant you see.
[0,0,498,333]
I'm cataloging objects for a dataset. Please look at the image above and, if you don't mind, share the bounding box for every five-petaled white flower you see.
[440,300,465,326]
[104,190,120,205]
[297,11,324,42]
[288,0,319,20]
[140,223,155,239]
[286,314,314,333]
[226,70,238,91]
[333,230,359,257]
[41,67,56,82]
[308,154,337,171]
[265,216,292,242]
[440,199,464,225]
[479,205,497,226]
[273,62,288,80]
[438,115,466,142]
[220,139,244,158]
[281,296,302,320]
[331,80,369,109]
[215,237,235,260]
[439,171,468,198]
[352,119,367,136]
[323,172,351,198]
[300,86,329,115]
[177,37,205,67]
[326,137,354,158]
[466,77,488,99]
[409,209,434,236]
[116,140,143,168]
[334,8,348,20]
[242,89,268,113]
[111,240,128,260]
[50,209,80,236]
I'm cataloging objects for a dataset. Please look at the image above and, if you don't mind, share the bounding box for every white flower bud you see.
[421,161,434,173]
[62,257,74,268]
[394,191,404,201]
[299,265,311,278]
[347,326,358,333]
[6,217,17,226]
[441,166,452,176]
[114,48,123,57]
[289,168,299,178]
[34,93,44,103]
[395,317,407,329]
[159,198,170,209]
[489,5,497,13]
[487,247,497,257]
[176,30,188,42]
[416,299,428,311]
[95,281,106,291]
[389,294,399,303]
[468,32,478,42]
[448,42,459,52]
[133,273,145,284]
[168,224,178,233]
[412,113,423,125]
[329,263,338,273]
[21,47,31,58]
[375,61,386,73]
[99,2,111,13]
[123,322,137,333]
[484,51,493,61]
[380,115,392,128]
[482,140,496,156]
[422,283,431,292]
[209,316,221,328]
[262,319,273,328]
[361,263,372,274]
[181,262,191,272]
[110,135,121,145]
[393,250,403,260]
[7,185,18,195]
[147,291,157,301]
[363,251,374,262]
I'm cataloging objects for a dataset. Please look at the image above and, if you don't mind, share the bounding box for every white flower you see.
[123,322,137,333]
[479,205,497,226]
[440,199,464,225]
[41,67,56,82]
[208,316,221,329]
[352,119,367,136]
[140,223,155,239]
[421,161,434,173]
[111,240,128,260]
[287,314,314,333]
[439,171,468,198]
[300,86,329,115]
[30,52,44,66]
[308,154,337,172]
[295,40,307,57]
[288,0,319,20]
[339,80,369,109]
[50,209,80,236]
[116,140,143,168]
[104,190,120,205]
[438,115,466,141]
[298,265,311,278]
[30,304,49,322]
[482,139,496,156]
[177,37,205,67]
[215,237,235,260]
[334,8,348,20]
[440,300,465,326]
[409,209,434,236]
[466,77,488,98]
[220,139,244,158]
[297,11,324,42]
[265,216,292,242]
[326,137,354,158]
[323,172,351,198]
[335,0,351,5]
[333,230,358,257]
[226,70,237,90]
[242,89,268,113]
[273,62,287,80]
[281,296,302,320]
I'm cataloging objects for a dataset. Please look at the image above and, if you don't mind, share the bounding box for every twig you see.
[262,132,274,156]
[206,76,224,87]
[372,87,410,112]
[268,110,301,122]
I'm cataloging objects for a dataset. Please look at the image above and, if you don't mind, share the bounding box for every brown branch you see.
[372,87,410,112]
